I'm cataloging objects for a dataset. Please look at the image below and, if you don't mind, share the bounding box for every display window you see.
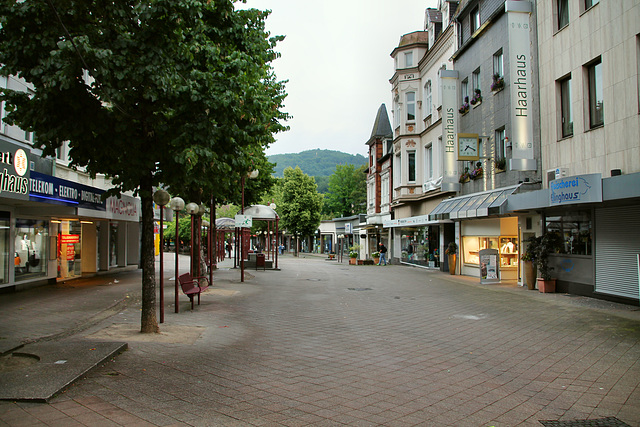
[400,226,440,267]
[463,236,518,267]
[499,237,519,267]
[545,211,592,255]
[15,219,48,279]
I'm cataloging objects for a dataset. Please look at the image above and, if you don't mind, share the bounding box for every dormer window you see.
[405,51,414,68]
[470,7,480,33]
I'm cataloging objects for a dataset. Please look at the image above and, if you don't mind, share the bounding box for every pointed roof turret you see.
[367,104,392,145]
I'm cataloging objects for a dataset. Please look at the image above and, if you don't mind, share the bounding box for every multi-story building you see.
[508,0,640,303]
[427,0,542,282]
[364,104,393,257]
[0,74,141,291]
[385,1,459,270]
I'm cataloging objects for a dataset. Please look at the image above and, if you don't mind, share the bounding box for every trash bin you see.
[255,253,265,271]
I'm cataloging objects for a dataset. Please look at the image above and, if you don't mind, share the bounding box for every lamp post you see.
[240,169,259,282]
[169,196,185,313]
[153,189,171,323]
[185,202,199,277]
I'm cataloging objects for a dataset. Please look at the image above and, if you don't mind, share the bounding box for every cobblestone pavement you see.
[1,254,639,426]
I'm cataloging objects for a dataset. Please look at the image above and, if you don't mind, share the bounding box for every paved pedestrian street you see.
[1,255,639,426]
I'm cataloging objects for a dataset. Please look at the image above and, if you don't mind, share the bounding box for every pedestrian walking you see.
[378,242,388,265]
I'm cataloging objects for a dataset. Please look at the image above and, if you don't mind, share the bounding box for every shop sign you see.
[549,173,602,206]
[235,214,252,228]
[506,1,537,171]
[440,69,460,192]
[60,234,80,244]
[345,223,352,234]
[0,140,30,200]
[29,171,106,210]
[106,195,140,220]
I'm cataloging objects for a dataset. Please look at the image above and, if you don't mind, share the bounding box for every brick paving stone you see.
[1,255,640,426]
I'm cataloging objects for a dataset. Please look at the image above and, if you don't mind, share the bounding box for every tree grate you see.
[539,417,631,426]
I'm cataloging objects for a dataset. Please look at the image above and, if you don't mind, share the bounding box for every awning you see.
[429,185,521,221]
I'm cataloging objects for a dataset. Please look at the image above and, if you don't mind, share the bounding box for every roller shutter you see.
[595,205,640,300]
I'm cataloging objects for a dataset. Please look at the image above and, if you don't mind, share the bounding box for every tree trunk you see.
[140,178,159,333]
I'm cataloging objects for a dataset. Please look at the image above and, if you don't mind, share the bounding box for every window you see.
[381,174,390,206]
[493,50,503,78]
[470,7,480,33]
[0,76,6,134]
[472,68,481,92]
[545,211,592,255]
[584,0,599,10]
[557,0,569,30]
[587,58,603,128]
[405,51,414,68]
[424,144,433,180]
[408,151,416,183]
[559,75,573,137]
[461,79,469,104]
[393,153,401,189]
[424,81,432,118]
[495,128,506,161]
[15,219,49,279]
[406,92,416,122]
[393,99,400,128]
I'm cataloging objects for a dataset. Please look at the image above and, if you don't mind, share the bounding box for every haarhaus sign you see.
[440,69,460,192]
[0,140,30,200]
[506,1,536,171]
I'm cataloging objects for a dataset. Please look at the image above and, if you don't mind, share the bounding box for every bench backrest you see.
[178,273,197,292]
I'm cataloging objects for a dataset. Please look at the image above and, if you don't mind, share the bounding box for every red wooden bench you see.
[178,273,209,310]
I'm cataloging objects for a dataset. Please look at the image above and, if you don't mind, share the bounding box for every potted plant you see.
[459,96,470,114]
[470,89,482,105]
[371,251,380,264]
[349,244,359,265]
[534,232,564,292]
[521,236,540,290]
[459,167,470,183]
[491,73,504,92]
[445,241,458,275]
[494,157,506,171]
[470,161,483,180]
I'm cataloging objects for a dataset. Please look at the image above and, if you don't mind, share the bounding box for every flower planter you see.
[349,258,356,265]
[537,278,556,293]
[523,260,536,290]
[448,254,456,275]
[373,257,380,265]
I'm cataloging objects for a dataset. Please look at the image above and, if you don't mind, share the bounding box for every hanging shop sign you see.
[506,1,536,171]
[235,215,252,228]
[29,171,106,210]
[440,69,460,192]
[549,173,602,206]
[0,140,30,200]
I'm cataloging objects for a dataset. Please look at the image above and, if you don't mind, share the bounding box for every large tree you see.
[324,164,367,217]
[279,167,323,253]
[0,0,288,332]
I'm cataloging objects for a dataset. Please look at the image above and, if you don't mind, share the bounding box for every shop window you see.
[462,236,499,265]
[545,211,592,255]
[15,219,48,278]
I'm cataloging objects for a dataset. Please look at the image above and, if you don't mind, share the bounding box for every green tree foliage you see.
[279,167,323,242]
[325,164,367,217]
[164,215,192,245]
[268,149,367,177]
[0,1,288,332]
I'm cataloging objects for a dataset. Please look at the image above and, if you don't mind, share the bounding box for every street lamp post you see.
[185,202,199,278]
[169,196,185,313]
[240,169,259,282]
[153,189,171,323]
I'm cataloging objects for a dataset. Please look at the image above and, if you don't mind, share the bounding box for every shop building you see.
[1,75,141,291]
[502,0,640,303]
[386,2,459,270]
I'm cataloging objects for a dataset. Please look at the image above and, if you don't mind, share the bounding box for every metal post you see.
[175,210,180,313]
[159,205,164,323]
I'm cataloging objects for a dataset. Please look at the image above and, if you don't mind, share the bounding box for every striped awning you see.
[428,185,521,221]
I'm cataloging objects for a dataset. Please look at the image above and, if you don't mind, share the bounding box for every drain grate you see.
[539,417,631,426]
[347,287,372,291]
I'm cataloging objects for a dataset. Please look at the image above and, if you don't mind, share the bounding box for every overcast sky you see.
[238,0,438,157]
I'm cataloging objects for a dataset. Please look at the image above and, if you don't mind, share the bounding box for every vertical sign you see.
[440,69,460,192]
[506,1,536,171]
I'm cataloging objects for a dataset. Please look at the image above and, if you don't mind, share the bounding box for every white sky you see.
[238,0,438,157]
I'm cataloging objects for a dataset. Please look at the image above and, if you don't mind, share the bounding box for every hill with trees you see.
[268,149,367,178]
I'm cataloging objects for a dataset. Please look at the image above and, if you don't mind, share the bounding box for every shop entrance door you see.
[58,221,82,280]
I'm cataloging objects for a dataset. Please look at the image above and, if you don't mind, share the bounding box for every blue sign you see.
[29,171,106,210]
[549,173,602,206]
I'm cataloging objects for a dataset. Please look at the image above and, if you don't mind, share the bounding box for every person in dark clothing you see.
[378,242,388,265]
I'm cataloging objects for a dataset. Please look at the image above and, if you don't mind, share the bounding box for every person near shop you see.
[378,242,388,266]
